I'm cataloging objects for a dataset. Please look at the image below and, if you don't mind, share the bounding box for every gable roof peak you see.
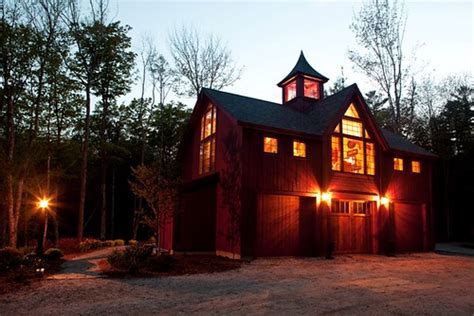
[277,51,330,87]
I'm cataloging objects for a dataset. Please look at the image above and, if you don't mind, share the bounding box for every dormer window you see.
[304,79,319,99]
[284,79,297,102]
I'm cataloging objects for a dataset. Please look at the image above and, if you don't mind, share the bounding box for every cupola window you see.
[284,79,297,102]
[304,79,320,99]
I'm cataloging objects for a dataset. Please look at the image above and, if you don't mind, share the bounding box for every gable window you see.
[293,140,306,157]
[263,136,278,154]
[393,157,403,171]
[412,160,421,173]
[284,79,297,102]
[304,79,319,99]
[331,103,375,175]
[199,104,216,175]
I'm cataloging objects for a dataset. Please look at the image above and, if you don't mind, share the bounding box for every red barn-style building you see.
[164,52,436,258]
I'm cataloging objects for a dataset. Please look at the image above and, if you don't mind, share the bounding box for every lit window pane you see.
[264,137,278,154]
[412,160,421,173]
[331,136,341,171]
[344,103,360,118]
[342,119,363,137]
[285,80,297,102]
[293,140,306,157]
[366,143,375,175]
[394,158,403,171]
[343,138,364,174]
[334,124,340,133]
[304,79,319,99]
[365,129,370,139]
[199,104,216,175]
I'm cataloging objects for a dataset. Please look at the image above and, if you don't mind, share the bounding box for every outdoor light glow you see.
[321,192,331,202]
[38,199,49,209]
[380,197,390,206]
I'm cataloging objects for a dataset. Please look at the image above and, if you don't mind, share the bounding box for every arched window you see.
[331,103,375,175]
[199,104,216,175]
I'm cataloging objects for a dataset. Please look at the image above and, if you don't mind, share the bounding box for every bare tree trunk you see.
[110,166,116,239]
[100,162,107,240]
[78,85,91,241]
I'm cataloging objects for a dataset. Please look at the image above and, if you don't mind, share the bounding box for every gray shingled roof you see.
[202,85,436,158]
[381,129,437,157]
[277,51,329,86]
[203,84,355,135]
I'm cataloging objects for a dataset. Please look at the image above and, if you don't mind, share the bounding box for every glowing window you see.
[412,161,421,173]
[343,138,364,174]
[199,104,216,175]
[331,136,341,171]
[334,124,340,133]
[365,129,370,139]
[342,119,363,137]
[394,158,404,171]
[284,80,297,102]
[304,79,319,99]
[263,137,278,154]
[344,103,360,118]
[293,140,306,157]
[366,143,375,175]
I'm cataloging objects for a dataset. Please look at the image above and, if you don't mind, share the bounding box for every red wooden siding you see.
[394,203,424,252]
[255,194,315,256]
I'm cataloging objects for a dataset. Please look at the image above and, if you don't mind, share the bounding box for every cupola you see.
[277,51,329,104]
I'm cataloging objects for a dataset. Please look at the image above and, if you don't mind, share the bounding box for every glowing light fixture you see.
[38,198,49,209]
[321,192,331,202]
[380,197,390,206]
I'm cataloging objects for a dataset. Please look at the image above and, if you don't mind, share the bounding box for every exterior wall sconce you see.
[380,196,390,207]
[321,192,332,203]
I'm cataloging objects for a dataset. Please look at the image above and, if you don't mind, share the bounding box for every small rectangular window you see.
[394,157,404,171]
[331,136,341,171]
[263,137,278,154]
[412,160,421,173]
[342,119,363,137]
[284,80,297,102]
[293,140,306,157]
[366,143,375,175]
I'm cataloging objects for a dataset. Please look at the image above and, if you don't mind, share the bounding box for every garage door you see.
[256,194,315,256]
[330,200,374,253]
[394,203,424,252]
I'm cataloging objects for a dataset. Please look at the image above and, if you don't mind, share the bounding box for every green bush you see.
[128,239,138,248]
[114,239,125,246]
[107,246,152,273]
[146,254,175,272]
[44,248,64,261]
[0,247,23,273]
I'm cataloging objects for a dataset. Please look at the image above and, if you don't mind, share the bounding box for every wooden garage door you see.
[256,194,315,256]
[330,200,374,253]
[394,203,424,252]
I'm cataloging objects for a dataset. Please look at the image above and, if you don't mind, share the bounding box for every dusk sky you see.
[105,0,473,106]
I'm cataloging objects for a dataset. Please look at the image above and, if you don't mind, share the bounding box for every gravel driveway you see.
[1,251,473,315]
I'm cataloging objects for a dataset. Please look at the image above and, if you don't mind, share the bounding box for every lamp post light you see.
[37,198,49,257]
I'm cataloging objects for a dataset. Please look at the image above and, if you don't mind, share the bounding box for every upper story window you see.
[393,157,404,171]
[199,104,216,175]
[304,79,319,99]
[263,136,278,154]
[331,103,375,175]
[284,79,297,102]
[411,160,421,173]
[293,140,306,157]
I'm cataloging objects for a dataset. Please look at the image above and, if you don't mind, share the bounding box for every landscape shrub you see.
[146,254,175,272]
[44,248,64,261]
[104,240,115,247]
[128,239,138,248]
[148,236,157,245]
[114,239,125,246]
[79,239,102,252]
[18,247,35,256]
[0,248,23,273]
[107,246,152,273]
